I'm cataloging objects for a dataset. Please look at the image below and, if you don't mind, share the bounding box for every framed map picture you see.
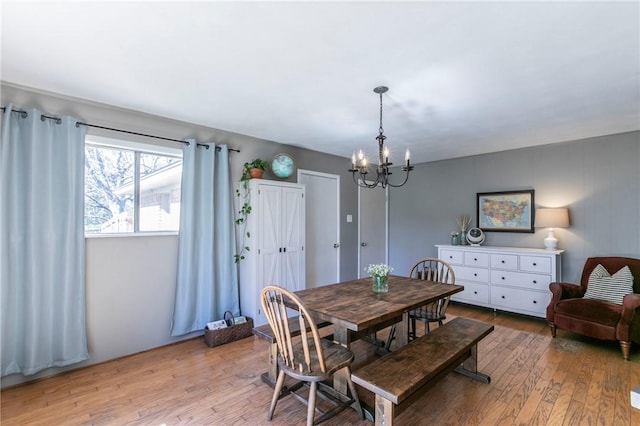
[477,190,535,233]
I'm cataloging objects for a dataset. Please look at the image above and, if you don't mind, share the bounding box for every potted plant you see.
[241,158,270,180]
[234,158,270,263]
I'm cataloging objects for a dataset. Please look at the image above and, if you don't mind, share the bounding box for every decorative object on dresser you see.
[437,245,563,318]
[238,179,305,326]
[466,227,485,246]
[535,207,570,250]
[457,214,472,245]
[476,190,535,233]
[546,256,640,360]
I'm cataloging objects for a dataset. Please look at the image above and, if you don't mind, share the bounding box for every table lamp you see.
[535,208,570,250]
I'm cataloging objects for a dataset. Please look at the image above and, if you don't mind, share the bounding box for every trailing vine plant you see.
[234,159,269,263]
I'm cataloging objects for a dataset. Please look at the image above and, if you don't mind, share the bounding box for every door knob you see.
[361,242,367,247]
[333,243,340,248]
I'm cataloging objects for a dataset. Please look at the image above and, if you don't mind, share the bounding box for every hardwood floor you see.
[2,303,640,425]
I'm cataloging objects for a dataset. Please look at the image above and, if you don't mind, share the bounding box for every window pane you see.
[85,145,134,233]
[139,153,182,232]
[85,142,182,234]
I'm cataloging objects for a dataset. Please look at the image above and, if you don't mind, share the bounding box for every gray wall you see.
[388,131,640,283]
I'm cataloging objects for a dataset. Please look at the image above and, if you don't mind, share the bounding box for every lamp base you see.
[543,228,558,250]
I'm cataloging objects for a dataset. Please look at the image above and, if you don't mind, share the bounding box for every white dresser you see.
[436,245,564,318]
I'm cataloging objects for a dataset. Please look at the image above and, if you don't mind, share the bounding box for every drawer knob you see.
[501,260,505,263]
[501,276,505,280]
[474,257,478,261]
[449,256,453,259]
[533,280,537,284]
[533,262,537,266]
[474,291,478,295]
[474,273,478,277]
[533,300,537,304]
[501,295,505,299]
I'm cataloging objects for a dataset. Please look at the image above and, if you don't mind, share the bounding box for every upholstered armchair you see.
[546,257,640,360]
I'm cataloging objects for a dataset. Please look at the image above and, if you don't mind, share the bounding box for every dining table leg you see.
[396,312,409,347]
[332,324,352,394]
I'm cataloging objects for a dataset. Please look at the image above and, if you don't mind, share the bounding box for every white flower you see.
[366,263,393,277]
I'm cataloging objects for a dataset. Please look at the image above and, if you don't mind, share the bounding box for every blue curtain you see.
[171,141,239,336]
[1,105,88,376]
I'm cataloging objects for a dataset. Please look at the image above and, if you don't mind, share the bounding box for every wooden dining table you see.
[294,275,464,395]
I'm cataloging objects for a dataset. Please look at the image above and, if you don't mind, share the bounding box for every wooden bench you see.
[351,317,494,425]
[252,317,332,388]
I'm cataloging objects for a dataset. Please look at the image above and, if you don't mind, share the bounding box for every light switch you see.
[346,214,353,223]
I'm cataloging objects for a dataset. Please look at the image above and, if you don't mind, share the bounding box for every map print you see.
[479,194,531,229]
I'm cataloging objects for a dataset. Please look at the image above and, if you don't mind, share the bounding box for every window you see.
[84,136,182,234]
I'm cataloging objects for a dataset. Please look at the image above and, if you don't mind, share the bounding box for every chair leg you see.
[345,368,364,420]
[409,317,416,340]
[267,370,286,421]
[548,322,557,338]
[425,320,430,334]
[384,325,396,351]
[307,381,317,426]
[620,341,631,361]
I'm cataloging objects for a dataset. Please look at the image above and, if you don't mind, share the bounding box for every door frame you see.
[357,181,389,278]
[297,169,341,284]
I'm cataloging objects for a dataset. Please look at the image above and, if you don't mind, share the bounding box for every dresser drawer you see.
[464,251,489,267]
[441,249,463,265]
[490,286,550,317]
[519,255,551,274]
[455,266,489,283]
[490,270,551,292]
[491,254,518,271]
[451,282,489,304]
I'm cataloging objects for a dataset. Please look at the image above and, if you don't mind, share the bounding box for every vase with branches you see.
[457,214,472,246]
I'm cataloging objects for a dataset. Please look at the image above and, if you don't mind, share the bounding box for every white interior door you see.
[298,170,340,287]
[358,184,388,278]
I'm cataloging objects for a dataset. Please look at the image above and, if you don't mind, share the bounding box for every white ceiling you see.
[2,1,639,165]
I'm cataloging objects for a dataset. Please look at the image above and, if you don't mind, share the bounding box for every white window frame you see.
[84,135,183,237]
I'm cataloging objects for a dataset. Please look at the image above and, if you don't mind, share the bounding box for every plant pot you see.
[249,168,264,179]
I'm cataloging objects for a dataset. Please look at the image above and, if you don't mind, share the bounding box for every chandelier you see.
[349,86,413,189]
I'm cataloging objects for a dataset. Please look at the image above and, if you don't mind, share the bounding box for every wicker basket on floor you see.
[204,311,254,347]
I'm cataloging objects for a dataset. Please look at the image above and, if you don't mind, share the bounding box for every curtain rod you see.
[1,106,241,152]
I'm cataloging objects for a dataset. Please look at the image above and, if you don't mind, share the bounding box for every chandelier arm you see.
[351,170,381,188]
[385,167,414,188]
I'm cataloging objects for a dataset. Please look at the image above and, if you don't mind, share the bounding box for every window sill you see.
[85,232,178,239]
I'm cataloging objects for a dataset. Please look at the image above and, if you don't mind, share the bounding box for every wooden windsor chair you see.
[260,285,363,426]
[385,258,456,349]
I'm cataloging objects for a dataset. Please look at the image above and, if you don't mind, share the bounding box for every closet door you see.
[281,186,305,291]
[258,184,282,289]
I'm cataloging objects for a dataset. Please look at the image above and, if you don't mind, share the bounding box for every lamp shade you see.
[535,208,569,228]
